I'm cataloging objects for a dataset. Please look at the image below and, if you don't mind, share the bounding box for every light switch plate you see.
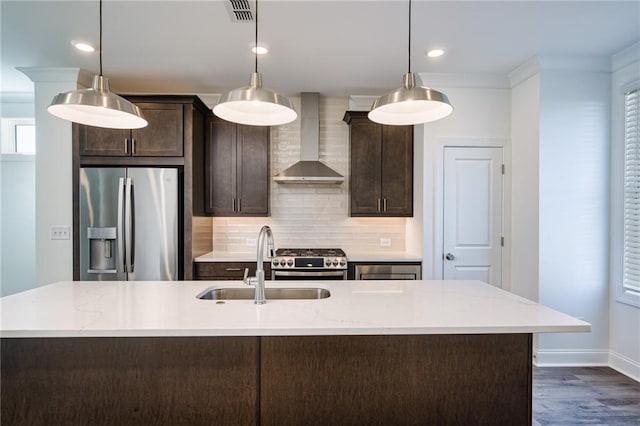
[246,238,257,247]
[380,238,391,247]
[51,225,70,240]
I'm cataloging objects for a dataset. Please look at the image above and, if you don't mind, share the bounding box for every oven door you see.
[272,269,347,280]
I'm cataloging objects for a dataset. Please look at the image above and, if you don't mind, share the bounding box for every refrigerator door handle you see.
[124,177,135,273]
[117,177,126,272]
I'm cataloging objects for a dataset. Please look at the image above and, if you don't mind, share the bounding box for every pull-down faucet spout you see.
[253,225,275,304]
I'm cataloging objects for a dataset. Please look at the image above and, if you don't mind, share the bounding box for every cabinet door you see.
[77,125,130,156]
[350,119,382,216]
[206,118,237,216]
[237,125,269,216]
[131,103,184,156]
[380,125,413,216]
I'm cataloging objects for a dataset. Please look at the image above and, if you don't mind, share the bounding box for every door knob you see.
[445,253,455,261]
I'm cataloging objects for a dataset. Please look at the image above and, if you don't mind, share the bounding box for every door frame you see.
[420,136,511,291]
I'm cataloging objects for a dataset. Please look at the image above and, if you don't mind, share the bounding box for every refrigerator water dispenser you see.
[87,227,117,274]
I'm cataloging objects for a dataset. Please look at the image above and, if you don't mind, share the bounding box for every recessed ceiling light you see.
[71,40,96,53]
[251,45,268,55]
[427,49,444,58]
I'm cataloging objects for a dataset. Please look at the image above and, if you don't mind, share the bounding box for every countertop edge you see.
[0,325,591,339]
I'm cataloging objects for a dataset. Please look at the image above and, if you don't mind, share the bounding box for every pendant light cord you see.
[99,0,103,76]
[408,0,412,73]
[254,0,259,73]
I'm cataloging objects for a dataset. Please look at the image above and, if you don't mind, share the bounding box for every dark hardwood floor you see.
[533,367,640,425]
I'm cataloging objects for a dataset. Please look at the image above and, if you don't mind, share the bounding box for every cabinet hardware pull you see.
[237,198,241,212]
[232,198,236,212]
[124,138,129,154]
[377,198,381,212]
[131,138,136,155]
[226,268,242,272]
[383,198,387,212]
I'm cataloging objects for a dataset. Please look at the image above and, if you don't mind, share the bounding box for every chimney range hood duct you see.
[273,93,344,184]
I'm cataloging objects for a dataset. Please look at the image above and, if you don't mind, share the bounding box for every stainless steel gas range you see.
[271,248,347,280]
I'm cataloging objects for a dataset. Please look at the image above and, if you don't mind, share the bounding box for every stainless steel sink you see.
[197,287,331,300]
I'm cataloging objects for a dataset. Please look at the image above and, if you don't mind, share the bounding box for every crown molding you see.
[508,55,611,87]
[196,93,221,110]
[612,42,640,73]
[417,72,510,89]
[350,73,511,106]
[16,67,93,88]
[348,96,376,111]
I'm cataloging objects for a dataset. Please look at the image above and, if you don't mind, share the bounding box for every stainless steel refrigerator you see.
[79,167,179,281]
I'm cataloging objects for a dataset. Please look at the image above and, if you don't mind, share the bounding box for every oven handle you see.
[273,270,346,277]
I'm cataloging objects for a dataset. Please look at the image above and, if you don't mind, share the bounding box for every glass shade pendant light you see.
[368,0,453,126]
[213,0,297,126]
[48,0,147,129]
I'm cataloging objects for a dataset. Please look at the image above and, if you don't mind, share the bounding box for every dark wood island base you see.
[1,334,532,425]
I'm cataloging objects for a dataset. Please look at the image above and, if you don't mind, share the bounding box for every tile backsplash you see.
[207,96,407,254]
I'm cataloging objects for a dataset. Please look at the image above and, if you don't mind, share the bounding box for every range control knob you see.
[286,259,293,267]
[325,259,331,267]
[339,259,346,267]
[332,260,338,266]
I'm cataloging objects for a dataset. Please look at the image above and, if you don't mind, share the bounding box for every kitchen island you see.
[1,280,589,425]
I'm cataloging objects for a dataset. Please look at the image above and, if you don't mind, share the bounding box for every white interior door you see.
[443,147,503,287]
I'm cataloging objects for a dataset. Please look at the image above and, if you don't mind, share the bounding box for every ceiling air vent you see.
[226,0,254,22]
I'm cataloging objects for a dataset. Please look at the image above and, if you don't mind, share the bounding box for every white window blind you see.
[624,88,640,293]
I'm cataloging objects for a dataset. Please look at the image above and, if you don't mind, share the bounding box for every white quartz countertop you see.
[0,280,590,338]
[195,251,422,262]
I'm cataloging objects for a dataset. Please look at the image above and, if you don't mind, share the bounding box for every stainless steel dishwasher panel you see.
[354,264,421,280]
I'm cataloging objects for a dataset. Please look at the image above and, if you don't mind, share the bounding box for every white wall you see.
[0,94,36,296]
[537,70,611,365]
[609,44,640,381]
[414,85,512,279]
[509,74,540,301]
[18,68,87,287]
[510,58,612,366]
[1,155,35,296]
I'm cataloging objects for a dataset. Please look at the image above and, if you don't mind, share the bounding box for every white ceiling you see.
[2,0,639,98]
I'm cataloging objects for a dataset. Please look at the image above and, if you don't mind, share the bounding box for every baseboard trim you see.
[534,349,609,367]
[609,351,640,382]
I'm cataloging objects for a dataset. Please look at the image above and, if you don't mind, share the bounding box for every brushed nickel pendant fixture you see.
[368,0,453,126]
[48,0,147,129]
[213,0,297,126]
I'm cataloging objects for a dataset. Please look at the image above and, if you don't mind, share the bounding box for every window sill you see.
[616,288,640,308]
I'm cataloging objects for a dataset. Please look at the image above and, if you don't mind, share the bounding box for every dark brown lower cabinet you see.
[1,334,531,425]
[261,334,532,425]
[194,261,272,280]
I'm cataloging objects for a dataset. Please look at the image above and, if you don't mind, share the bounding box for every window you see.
[623,88,640,295]
[1,118,35,154]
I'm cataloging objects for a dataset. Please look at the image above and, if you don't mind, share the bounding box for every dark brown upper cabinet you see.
[77,102,184,157]
[205,116,270,217]
[343,111,413,217]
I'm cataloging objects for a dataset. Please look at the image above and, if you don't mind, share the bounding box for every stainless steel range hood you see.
[273,92,344,184]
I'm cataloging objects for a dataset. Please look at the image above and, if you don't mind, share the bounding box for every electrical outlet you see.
[246,238,257,247]
[380,238,391,247]
[51,225,70,240]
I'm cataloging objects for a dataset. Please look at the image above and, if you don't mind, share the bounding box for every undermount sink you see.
[197,287,331,301]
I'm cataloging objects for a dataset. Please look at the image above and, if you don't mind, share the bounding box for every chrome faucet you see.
[243,225,275,305]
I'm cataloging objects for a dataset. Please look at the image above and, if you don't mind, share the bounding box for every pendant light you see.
[48,0,147,129]
[213,0,297,126]
[368,0,453,126]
